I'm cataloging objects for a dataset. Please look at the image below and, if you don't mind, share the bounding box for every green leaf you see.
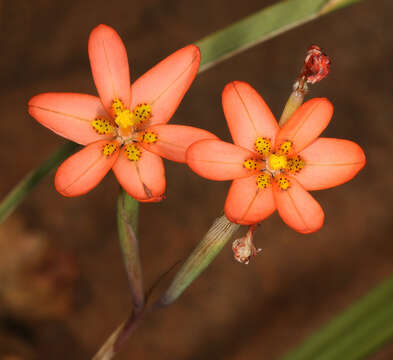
[0,142,79,224]
[320,0,362,14]
[196,0,364,72]
[0,0,364,222]
[280,276,393,360]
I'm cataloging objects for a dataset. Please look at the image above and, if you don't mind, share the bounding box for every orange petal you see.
[55,140,119,197]
[273,177,324,234]
[140,124,218,163]
[186,139,259,181]
[224,175,276,225]
[88,24,131,116]
[130,45,200,127]
[296,138,366,190]
[28,93,113,145]
[222,81,279,151]
[112,147,166,202]
[276,98,333,153]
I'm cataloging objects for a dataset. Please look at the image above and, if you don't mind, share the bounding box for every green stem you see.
[0,141,79,224]
[93,320,126,360]
[279,88,306,127]
[160,214,239,306]
[117,190,144,312]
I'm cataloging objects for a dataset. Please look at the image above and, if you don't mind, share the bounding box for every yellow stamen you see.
[91,118,115,135]
[140,131,158,144]
[276,175,291,190]
[111,98,135,129]
[243,159,263,171]
[125,144,142,162]
[112,98,124,115]
[286,155,305,173]
[254,137,272,157]
[278,140,293,155]
[115,109,135,129]
[268,154,287,170]
[102,142,119,157]
[256,173,272,189]
[133,103,152,125]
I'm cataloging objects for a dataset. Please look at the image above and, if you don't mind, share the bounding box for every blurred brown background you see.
[0,0,392,359]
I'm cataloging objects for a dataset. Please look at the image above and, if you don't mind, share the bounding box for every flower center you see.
[111,98,153,134]
[115,109,135,129]
[242,138,307,191]
[268,153,287,171]
[91,99,155,162]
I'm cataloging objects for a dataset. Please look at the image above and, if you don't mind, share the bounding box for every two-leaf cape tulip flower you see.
[29,24,216,202]
[187,81,365,233]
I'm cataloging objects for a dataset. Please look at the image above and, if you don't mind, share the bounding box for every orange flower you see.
[187,81,366,233]
[28,24,216,202]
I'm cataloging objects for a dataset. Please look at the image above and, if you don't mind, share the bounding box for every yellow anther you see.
[278,140,293,155]
[133,103,152,125]
[255,137,272,157]
[286,155,305,173]
[256,172,272,189]
[91,118,115,135]
[243,159,263,171]
[140,131,158,144]
[112,98,125,115]
[115,109,135,129]
[125,144,142,162]
[268,154,287,171]
[276,175,291,190]
[102,142,119,157]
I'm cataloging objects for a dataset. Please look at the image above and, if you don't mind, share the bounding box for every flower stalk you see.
[93,309,146,360]
[159,214,239,306]
[92,191,143,360]
[279,45,331,126]
[279,86,306,127]
[117,190,144,312]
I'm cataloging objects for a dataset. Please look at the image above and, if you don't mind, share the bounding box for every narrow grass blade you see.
[196,0,364,72]
[281,276,393,360]
[0,141,79,224]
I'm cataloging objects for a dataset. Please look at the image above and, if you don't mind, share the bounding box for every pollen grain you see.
[102,142,119,157]
[255,137,272,157]
[256,173,272,189]
[125,144,142,162]
[276,175,291,190]
[91,118,115,135]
